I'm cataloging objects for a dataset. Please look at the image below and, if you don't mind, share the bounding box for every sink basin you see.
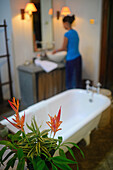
[46,51,67,63]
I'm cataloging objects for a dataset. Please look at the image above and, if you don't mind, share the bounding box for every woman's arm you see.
[52,37,68,54]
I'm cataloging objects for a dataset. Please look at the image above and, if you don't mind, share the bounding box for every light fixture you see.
[48,8,53,15]
[56,11,60,20]
[61,6,71,16]
[21,3,37,20]
[56,6,71,20]
[25,3,37,16]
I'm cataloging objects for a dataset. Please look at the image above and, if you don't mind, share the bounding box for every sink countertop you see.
[18,60,65,74]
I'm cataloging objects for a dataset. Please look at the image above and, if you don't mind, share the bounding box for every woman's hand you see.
[52,37,68,54]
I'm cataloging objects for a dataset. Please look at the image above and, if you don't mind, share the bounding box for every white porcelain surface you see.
[46,51,67,62]
[1,89,111,154]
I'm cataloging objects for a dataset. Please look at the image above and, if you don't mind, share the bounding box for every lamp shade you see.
[48,8,53,15]
[25,3,37,15]
[61,6,71,16]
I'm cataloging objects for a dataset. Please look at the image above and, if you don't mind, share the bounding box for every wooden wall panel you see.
[99,0,109,85]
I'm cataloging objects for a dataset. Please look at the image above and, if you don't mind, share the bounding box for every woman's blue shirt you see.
[64,29,80,61]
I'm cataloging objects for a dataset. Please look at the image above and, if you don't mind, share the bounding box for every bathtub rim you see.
[0,89,111,137]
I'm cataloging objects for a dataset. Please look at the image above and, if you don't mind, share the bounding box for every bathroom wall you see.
[53,0,102,84]
[0,0,102,99]
[41,0,53,46]
[0,0,36,99]
[10,0,35,98]
[0,0,14,99]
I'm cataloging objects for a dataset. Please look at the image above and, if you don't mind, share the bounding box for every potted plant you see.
[0,98,84,170]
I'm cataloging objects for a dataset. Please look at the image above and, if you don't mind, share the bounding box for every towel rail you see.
[0,20,13,102]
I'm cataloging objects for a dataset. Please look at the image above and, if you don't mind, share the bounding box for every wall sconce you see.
[21,3,37,20]
[48,8,53,15]
[56,6,71,20]
[61,6,71,16]
[57,11,60,19]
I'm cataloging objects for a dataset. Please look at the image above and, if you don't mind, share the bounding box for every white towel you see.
[35,59,58,73]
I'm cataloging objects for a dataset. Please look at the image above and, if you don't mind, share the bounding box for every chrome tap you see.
[96,82,101,94]
[86,80,101,94]
[46,41,55,50]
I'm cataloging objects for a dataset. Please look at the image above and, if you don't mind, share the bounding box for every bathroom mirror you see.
[31,0,53,51]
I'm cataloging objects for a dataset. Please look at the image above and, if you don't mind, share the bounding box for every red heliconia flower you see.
[3,97,25,132]
[46,107,62,136]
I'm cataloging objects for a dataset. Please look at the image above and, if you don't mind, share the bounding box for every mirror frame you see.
[31,0,54,52]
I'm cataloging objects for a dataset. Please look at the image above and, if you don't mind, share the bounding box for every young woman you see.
[53,15,82,89]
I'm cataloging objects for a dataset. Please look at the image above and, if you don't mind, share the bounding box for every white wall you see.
[41,0,53,48]
[53,0,65,49]
[0,0,35,99]
[0,0,14,99]
[0,0,102,99]
[10,0,35,98]
[53,0,102,84]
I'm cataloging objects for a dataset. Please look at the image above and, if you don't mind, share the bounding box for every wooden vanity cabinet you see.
[18,63,65,107]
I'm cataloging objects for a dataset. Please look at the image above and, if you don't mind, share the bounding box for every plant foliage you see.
[0,98,84,170]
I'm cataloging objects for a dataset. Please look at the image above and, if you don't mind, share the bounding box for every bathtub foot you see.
[84,133,90,145]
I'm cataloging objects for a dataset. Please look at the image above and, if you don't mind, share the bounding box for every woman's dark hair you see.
[63,15,75,24]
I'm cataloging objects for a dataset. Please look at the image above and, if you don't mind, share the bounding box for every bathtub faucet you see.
[86,80,101,94]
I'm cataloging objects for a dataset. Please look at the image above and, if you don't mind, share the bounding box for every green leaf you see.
[40,129,50,137]
[4,153,17,170]
[41,153,49,159]
[51,163,58,170]
[11,131,22,142]
[8,131,21,140]
[32,117,40,134]
[64,145,76,160]
[22,131,26,138]
[13,130,21,137]
[52,162,72,170]
[17,158,25,170]
[17,147,25,170]
[64,145,79,170]
[55,136,63,151]
[17,148,24,161]
[2,151,14,163]
[41,146,51,157]
[36,159,46,170]
[58,136,62,145]
[26,123,34,132]
[0,146,7,164]
[31,120,37,133]
[32,158,37,170]
[8,134,13,140]
[50,156,76,164]
[64,142,85,158]
[59,148,66,158]
[31,156,49,170]
[43,164,49,170]
[32,156,41,170]
[0,140,17,150]
[27,146,35,157]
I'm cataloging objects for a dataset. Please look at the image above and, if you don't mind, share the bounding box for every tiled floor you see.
[96,150,113,170]
[0,101,113,170]
[66,104,113,170]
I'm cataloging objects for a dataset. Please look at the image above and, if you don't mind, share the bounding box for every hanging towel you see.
[35,59,58,73]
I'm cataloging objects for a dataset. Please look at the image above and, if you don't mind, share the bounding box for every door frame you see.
[99,0,110,85]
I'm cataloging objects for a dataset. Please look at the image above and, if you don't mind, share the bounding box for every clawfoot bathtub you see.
[1,89,111,149]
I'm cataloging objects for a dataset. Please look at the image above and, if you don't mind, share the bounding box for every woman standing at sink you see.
[53,15,82,89]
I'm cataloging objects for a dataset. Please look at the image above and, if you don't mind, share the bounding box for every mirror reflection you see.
[31,0,53,51]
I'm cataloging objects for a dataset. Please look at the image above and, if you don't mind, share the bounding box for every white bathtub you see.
[1,89,111,148]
